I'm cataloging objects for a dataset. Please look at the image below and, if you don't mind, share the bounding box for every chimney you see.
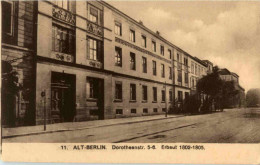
[156,31,160,35]
[139,20,143,25]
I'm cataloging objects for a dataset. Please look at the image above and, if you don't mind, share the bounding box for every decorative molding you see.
[86,20,103,37]
[51,52,74,63]
[115,37,171,64]
[52,7,76,25]
[89,60,103,69]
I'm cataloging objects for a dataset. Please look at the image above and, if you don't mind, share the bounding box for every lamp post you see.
[165,81,168,117]
[41,90,46,131]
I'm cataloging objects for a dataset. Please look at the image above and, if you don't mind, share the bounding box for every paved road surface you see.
[3,108,260,143]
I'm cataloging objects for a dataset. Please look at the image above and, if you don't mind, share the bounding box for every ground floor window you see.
[143,108,148,113]
[130,84,136,101]
[185,92,189,100]
[142,85,148,101]
[161,90,166,102]
[131,109,136,114]
[86,78,99,99]
[153,108,158,113]
[115,81,122,100]
[178,91,183,102]
[153,87,157,102]
[169,90,173,102]
[116,109,123,115]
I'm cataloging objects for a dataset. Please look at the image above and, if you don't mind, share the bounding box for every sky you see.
[107,1,260,92]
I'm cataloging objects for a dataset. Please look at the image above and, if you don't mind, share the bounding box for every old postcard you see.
[1,0,260,164]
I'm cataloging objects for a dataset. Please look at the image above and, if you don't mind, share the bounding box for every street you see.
[3,108,260,143]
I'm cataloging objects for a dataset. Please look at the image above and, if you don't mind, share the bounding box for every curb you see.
[3,115,185,139]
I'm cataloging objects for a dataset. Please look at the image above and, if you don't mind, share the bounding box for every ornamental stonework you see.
[52,7,76,25]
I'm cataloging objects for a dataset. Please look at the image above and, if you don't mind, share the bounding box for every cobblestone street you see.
[3,108,260,143]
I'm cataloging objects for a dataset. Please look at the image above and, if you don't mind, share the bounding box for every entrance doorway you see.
[51,72,76,123]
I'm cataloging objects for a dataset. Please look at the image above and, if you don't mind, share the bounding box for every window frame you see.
[169,90,173,102]
[86,77,99,100]
[185,72,189,84]
[152,60,157,75]
[191,62,194,74]
[161,64,165,78]
[178,70,182,83]
[142,85,148,102]
[115,47,122,67]
[153,108,158,113]
[142,56,147,73]
[178,91,183,102]
[54,0,70,10]
[116,109,123,115]
[87,78,95,99]
[131,109,137,114]
[130,83,136,101]
[161,90,166,102]
[115,81,123,101]
[143,108,148,113]
[141,35,147,48]
[52,24,75,56]
[114,21,122,36]
[184,57,188,66]
[152,40,156,52]
[169,67,172,79]
[160,45,164,56]
[89,6,99,23]
[130,52,136,70]
[87,36,101,61]
[153,87,157,102]
[2,1,14,36]
[129,29,135,42]
[168,49,172,59]
[2,1,18,45]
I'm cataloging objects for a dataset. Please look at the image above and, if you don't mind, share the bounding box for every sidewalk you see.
[2,114,184,139]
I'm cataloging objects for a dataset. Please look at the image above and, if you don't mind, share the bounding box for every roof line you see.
[100,0,206,65]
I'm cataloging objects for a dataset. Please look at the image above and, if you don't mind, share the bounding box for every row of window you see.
[115,22,172,59]
[114,82,173,103]
[177,91,189,102]
[51,24,187,85]
[115,108,163,115]
[86,77,188,103]
[177,70,189,84]
[52,24,104,62]
[191,61,205,76]
[54,1,102,25]
[115,47,173,79]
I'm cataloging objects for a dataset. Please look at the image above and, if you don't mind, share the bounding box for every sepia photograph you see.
[1,0,260,163]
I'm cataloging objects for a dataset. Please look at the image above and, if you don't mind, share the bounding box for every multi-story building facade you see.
[189,57,208,94]
[1,1,36,127]
[1,1,242,126]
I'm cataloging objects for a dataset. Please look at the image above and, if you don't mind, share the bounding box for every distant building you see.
[219,68,245,108]
[189,57,208,95]
[202,60,213,74]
